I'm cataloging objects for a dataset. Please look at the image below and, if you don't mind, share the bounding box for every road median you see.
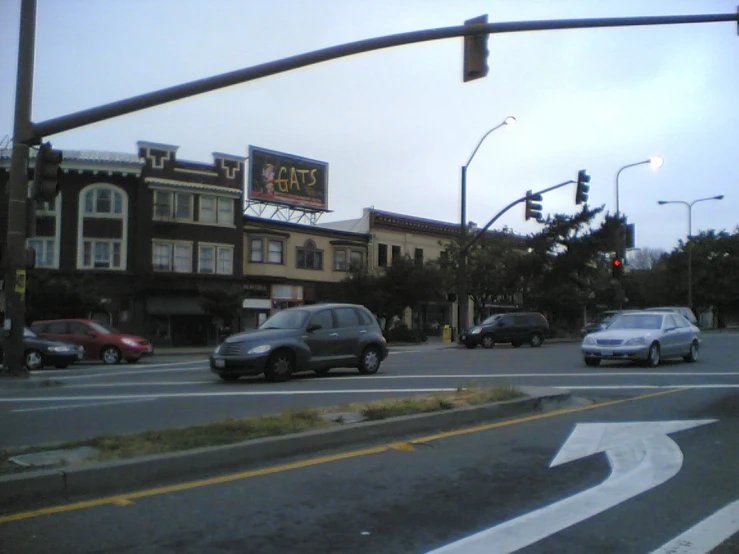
[0,385,571,510]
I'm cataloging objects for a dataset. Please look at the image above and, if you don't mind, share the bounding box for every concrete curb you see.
[0,388,571,508]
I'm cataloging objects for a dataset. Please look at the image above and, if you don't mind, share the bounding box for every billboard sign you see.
[248,146,329,211]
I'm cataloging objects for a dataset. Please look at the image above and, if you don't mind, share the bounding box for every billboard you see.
[248,146,329,211]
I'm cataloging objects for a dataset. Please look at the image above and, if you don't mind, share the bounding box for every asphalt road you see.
[1,333,738,448]
[2,387,738,553]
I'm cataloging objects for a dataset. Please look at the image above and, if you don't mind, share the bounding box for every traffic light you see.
[575,169,591,204]
[612,257,623,279]
[525,190,543,222]
[463,15,489,82]
[31,142,63,204]
[624,223,636,250]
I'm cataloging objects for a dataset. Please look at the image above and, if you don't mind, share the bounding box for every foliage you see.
[384,322,427,343]
[26,272,105,323]
[198,284,243,324]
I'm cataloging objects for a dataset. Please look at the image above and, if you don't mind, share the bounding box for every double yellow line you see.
[0,387,688,524]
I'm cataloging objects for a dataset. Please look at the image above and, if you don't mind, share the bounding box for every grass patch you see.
[1,386,522,466]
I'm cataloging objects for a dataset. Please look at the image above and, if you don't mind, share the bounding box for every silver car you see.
[581,311,701,367]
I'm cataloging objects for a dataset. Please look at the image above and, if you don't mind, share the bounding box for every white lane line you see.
[649,498,739,554]
[67,381,218,388]
[324,371,739,380]
[12,397,158,413]
[45,362,208,380]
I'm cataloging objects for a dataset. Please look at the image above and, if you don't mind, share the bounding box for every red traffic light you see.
[612,259,622,267]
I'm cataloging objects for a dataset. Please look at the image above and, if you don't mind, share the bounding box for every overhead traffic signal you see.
[463,15,489,82]
[575,169,591,204]
[612,257,623,279]
[31,142,63,204]
[525,190,543,222]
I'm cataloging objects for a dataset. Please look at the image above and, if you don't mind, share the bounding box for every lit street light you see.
[657,195,725,310]
[615,156,664,214]
[458,116,517,334]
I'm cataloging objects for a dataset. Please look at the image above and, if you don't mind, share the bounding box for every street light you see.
[657,195,724,310]
[458,116,517,334]
[615,156,664,214]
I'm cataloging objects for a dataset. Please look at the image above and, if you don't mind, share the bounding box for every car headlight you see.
[582,335,596,345]
[121,338,138,347]
[48,345,72,353]
[624,337,646,346]
[469,327,482,335]
[247,345,271,355]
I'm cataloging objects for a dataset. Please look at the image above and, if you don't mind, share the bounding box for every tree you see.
[198,284,243,330]
[26,273,105,323]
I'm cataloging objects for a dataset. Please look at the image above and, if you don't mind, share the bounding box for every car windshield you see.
[23,328,36,338]
[259,310,309,330]
[89,322,119,335]
[609,313,664,330]
[481,315,502,325]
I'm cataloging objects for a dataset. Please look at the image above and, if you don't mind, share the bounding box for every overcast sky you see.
[1,0,737,252]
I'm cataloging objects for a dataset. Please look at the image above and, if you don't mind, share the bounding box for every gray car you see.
[210,303,389,382]
[581,310,701,367]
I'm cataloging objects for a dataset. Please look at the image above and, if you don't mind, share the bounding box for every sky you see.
[1,0,737,252]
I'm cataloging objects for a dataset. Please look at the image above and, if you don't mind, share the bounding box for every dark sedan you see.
[0,328,85,370]
[210,303,389,382]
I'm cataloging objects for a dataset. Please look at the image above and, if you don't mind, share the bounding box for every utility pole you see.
[2,0,37,377]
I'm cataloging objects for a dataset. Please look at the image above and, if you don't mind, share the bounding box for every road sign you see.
[426,419,716,554]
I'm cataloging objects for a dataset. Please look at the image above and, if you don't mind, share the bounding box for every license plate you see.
[215,359,226,368]
[601,350,613,357]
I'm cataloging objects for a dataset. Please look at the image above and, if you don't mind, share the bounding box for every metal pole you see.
[2,0,36,377]
[458,165,468,335]
[687,203,693,311]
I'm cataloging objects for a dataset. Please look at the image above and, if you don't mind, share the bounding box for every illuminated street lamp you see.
[615,156,664,214]
[657,195,725,310]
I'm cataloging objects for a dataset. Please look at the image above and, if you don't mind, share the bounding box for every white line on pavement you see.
[649,498,739,554]
[11,397,158,413]
[67,381,218,388]
[45,361,208,380]
[325,371,739,380]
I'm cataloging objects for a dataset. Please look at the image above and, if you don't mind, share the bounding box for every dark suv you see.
[210,303,389,382]
[460,312,549,349]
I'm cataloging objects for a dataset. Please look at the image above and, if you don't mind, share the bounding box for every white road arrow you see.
[426,419,717,554]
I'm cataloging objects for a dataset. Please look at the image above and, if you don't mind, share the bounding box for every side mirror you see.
[306,323,322,333]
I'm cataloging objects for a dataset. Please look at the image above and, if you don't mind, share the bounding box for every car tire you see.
[481,335,495,349]
[645,342,661,367]
[511,341,523,348]
[218,374,239,382]
[584,357,601,367]
[314,368,331,377]
[55,363,70,369]
[358,345,382,375]
[265,349,294,382]
[529,333,544,348]
[101,346,122,365]
[24,350,44,370]
[683,340,699,363]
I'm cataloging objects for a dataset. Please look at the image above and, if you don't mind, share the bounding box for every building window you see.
[153,190,193,221]
[267,240,284,264]
[296,239,323,270]
[198,244,233,275]
[440,250,450,269]
[83,186,123,216]
[151,241,193,273]
[333,249,365,271]
[414,248,424,266]
[334,249,347,271]
[250,238,264,263]
[82,240,122,269]
[350,250,364,269]
[392,245,402,262]
[199,195,232,225]
[28,238,56,268]
[244,283,270,298]
[378,243,388,267]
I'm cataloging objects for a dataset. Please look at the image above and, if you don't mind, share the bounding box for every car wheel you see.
[584,357,601,367]
[315,368,331,377]
[55,363,70,369]
[645,342,661,367]
[218,374,239,382]
[265,349,294,382]
[481,335,495,349]
[529,333,544,348]
[101,346,122,365]
[358,346,382,375]
[683,340,699,363]
[511,341,523,348]
[24,350,44,370]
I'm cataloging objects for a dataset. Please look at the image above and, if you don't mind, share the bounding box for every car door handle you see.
[359,330,367,334]
[330,333,339,337]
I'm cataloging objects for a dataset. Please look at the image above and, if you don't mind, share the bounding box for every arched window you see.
[78,184,129,270]
[296,239,323,270]
[83,185,124,216]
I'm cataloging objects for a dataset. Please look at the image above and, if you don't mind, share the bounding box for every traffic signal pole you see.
[3,0,36,377]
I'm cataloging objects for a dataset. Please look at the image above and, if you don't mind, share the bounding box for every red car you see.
[30,319,154,364]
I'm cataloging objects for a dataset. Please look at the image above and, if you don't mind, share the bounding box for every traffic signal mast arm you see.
[462,179,575,255]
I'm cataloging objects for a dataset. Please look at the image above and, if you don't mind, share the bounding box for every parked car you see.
[30,319,153,364]
[0,328,84,370]
[210,303,389,382]
[459,312,549,349]
[644,306,699,327]
[580,310,638,337]
[581,310,701,367]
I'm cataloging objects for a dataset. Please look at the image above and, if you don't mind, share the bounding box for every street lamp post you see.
[613,156,663,308]
[457,116,516,336]
[657,195,724,311]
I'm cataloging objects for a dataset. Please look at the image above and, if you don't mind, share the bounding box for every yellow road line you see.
[0,387,690,524]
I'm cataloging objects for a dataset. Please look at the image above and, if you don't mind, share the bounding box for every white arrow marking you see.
[426,419,717,554]
[649,498,739,554]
